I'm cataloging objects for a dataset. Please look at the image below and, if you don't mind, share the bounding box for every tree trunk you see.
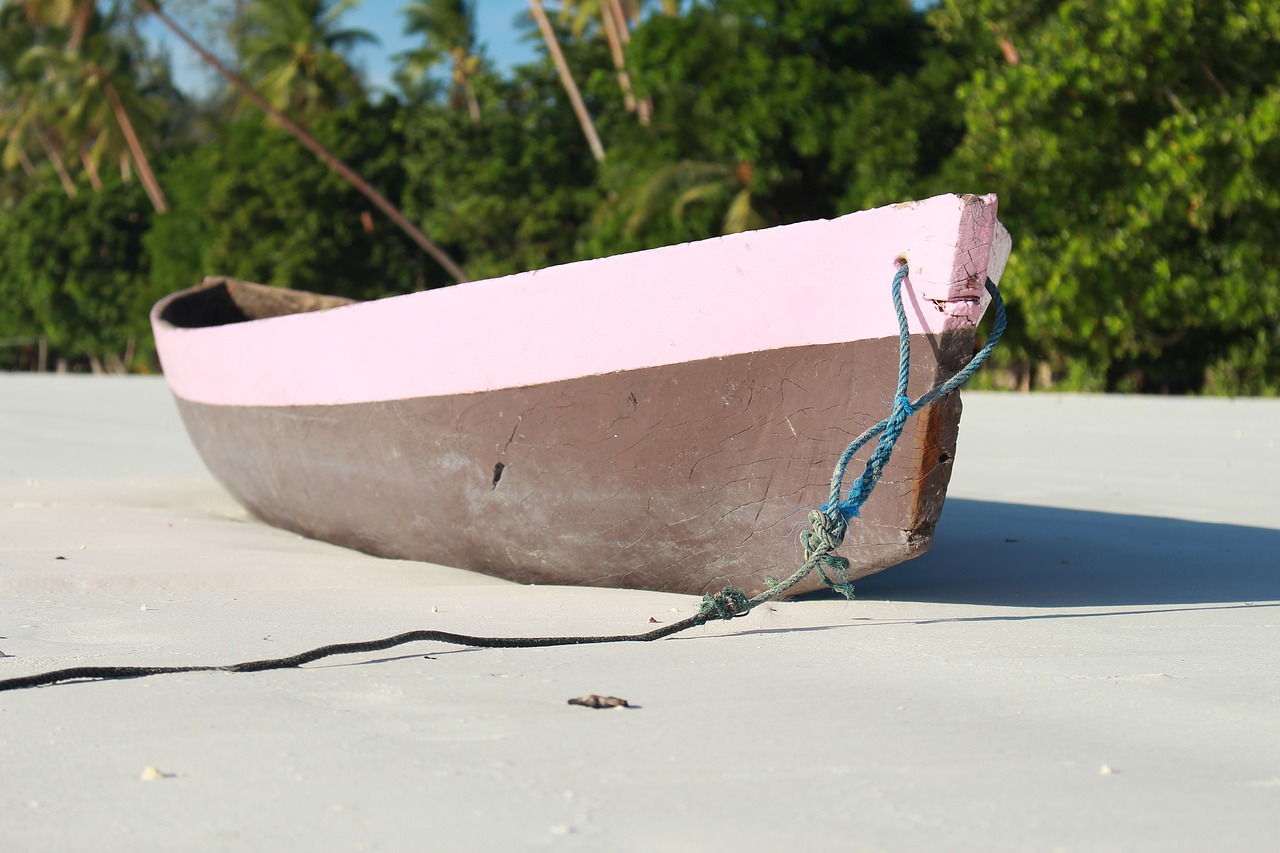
[32,122,76,197]
[465,78,481,124]
[67,0,95,52]
[452,50,481,124]
[137,0,469,283]
[103,78,168,212]
[607,0,651,122]
[608,0,632,41]
[528,0,605,163]
[599,3,636,113]
[80,143,103,191]
[16,146,37,178]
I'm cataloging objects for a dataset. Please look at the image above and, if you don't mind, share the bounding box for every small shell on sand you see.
[140,766,172,781]
[567,695,629,709]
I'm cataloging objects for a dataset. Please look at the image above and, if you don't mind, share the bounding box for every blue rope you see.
[826,275,1006,515]
[788,272,1007,599]
[827,265,915,521]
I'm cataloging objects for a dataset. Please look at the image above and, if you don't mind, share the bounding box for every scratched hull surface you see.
[153,194,1011,595]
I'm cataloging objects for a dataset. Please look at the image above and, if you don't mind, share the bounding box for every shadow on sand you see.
[845,498,1280,608]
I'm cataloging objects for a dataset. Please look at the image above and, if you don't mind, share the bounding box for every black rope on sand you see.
[0,598,745,691]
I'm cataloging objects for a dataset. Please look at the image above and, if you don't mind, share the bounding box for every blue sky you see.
[144,0,540,98]
[346,0,540,93]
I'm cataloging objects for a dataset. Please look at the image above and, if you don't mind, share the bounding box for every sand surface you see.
[2,376,1277,851]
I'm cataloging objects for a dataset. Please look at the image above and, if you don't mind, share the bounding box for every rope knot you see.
[699,586,751,621]
[802,509,846,561]
[802,509,855,598]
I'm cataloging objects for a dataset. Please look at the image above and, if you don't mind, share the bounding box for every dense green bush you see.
[935,0,1280,392]
[398,65,603,281]
[580,0,964,257]
[183,99,430,300]
[0,175,155,370]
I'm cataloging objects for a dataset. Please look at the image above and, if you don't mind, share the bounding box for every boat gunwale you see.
[150,193,1007,409]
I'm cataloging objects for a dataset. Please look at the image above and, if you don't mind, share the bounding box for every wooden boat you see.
[151,193,1010,597]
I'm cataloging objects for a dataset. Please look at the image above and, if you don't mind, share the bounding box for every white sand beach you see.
[2,375,1277,851]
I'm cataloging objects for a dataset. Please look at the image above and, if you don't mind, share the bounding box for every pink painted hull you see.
[152,194,1011,595]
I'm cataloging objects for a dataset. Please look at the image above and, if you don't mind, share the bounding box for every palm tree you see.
[0,3,78,196]
[399,0,482,122]
[553,0,652,124]
[239,0,376,118]
[11,0,94,49]
[627,160,769,236]
[137,0,469,282]
[22,47,168,211]
[0,99,80,197]
[528,0,604,162]
[23,19,169,212]
[557,0,678,34]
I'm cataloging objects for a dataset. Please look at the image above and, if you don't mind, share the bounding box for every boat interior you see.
[158,277,353,329]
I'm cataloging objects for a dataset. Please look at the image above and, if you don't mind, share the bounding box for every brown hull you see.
[175,331,973,597]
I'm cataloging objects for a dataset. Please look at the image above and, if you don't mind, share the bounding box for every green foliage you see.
[0,173,154,365]
[142,144,216,296]
[194,98,432,298]
[397,0,482,116]
[240,0,377,118]
[579,0,962,256]
[935,0,1280,392]
[398,65,602,279]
